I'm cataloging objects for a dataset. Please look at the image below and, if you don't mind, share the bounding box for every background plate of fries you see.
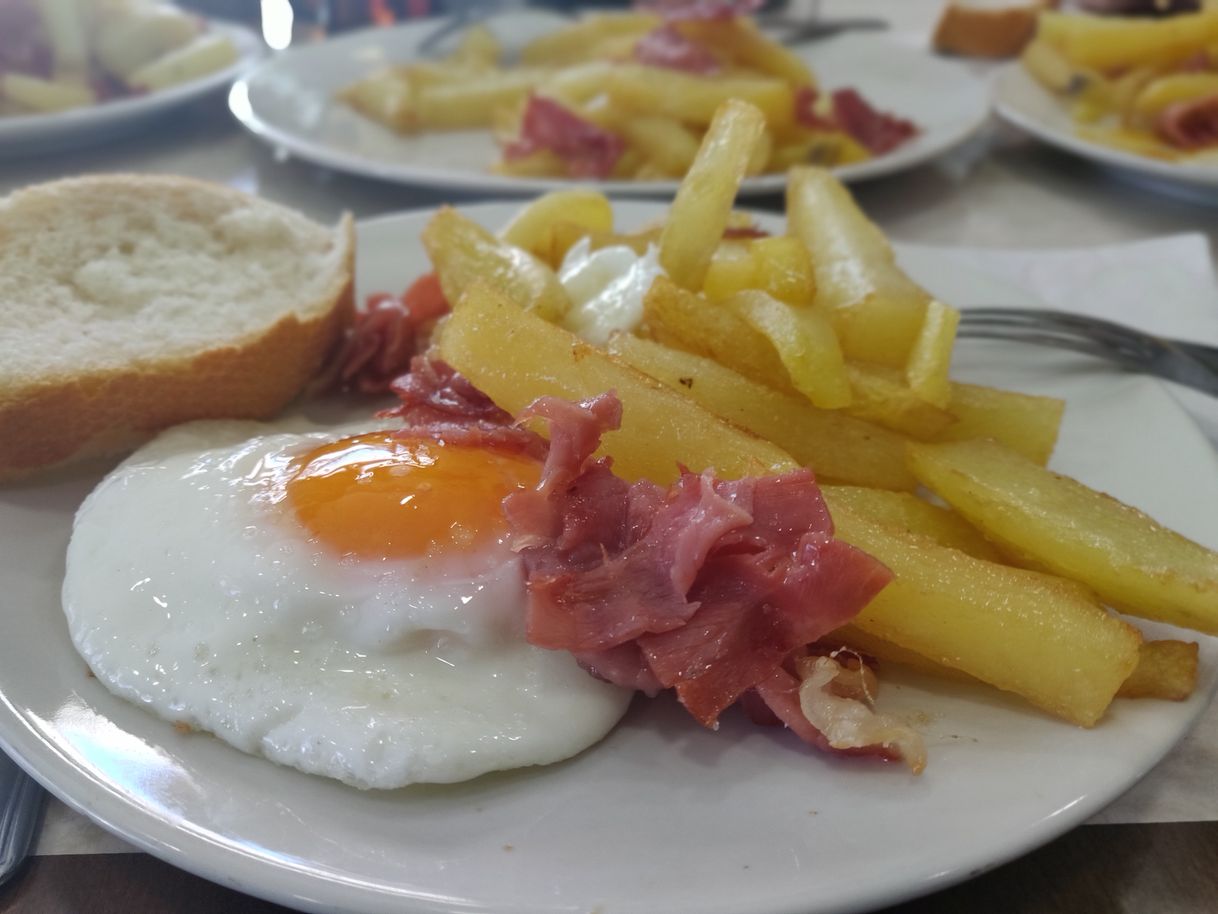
[993,62,1218,196]
[2,197,1217,914]
[0,19,262,159]
[228,11,989,194]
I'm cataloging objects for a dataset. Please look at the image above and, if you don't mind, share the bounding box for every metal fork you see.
[957,308,1218,397]
[0,751,43,885]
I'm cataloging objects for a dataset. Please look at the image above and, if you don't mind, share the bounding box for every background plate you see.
[993,62,1218,199]
[1,201,1216,914]
[229,15,989,195]
[0,21,263,159]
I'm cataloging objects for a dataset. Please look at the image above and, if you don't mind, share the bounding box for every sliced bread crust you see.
[0,174,355,482]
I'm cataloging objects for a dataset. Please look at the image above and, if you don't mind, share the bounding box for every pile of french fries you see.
[1021,6,1218,162]
[411,98,1218,736]
[0,0,238,117]
[339,10,889,179]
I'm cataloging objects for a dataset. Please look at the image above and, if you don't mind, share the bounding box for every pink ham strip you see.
[633,24,721,74]
[507,389,893,728]
[503,95,627,179]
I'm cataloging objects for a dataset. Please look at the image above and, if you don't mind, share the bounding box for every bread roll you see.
[934,1,1058,59]
[0,174,355,481]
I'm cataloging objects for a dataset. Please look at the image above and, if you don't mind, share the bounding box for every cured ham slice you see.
[1157,94,1218,151]
[386,358,920,768]
[503,95,627,179]
[335,273,449,394]
[633,24,721,74]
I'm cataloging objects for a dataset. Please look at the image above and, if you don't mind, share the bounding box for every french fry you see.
[1131,73,1218,122]
[821,486,1001,561]
[421,207,570,322]
[749,236,817,307]
[608,334,919,491]
[499,190,615,262]
[519,13,662,66]
[904,299,960,410]
[408,70,549,131]
[94,4,201,79]
[607,65,795,129]
[726,290,852,409]
[844,363,956,439]
[436,284,797,484]
[908,438,1218,635]
[1,73,95,112]
[674,17,816,89]
[939,382,1064,465]
[1037,9,1218,72]
[126,33,238,92]
[830,504,1143,727]
[339,69,414,132]
[1117,641,1199,701]
[787,167,935,368]
[448,23,501,69]
[659,99,768,290]
[644,276,792,392]
[617,115,703,177]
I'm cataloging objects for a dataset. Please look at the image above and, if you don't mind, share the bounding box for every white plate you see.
[0,21,263,159]
[2,200,1216,914]
[993,61,1218,198]
[228,15,989,195]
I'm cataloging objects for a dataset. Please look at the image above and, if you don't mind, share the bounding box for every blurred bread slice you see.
[934,0,1058,58]
[0,174,355,482]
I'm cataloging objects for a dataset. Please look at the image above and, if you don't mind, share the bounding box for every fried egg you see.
[62,417,632,789]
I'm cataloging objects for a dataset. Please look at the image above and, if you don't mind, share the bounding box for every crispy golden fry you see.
[618,115,703,177]
[701,236,816,307]
[701,240,755,302]
[831,504,1143,727]
[94,4,200,78]
[905,299,960,409]
[1076,124,1179,160]
[538,61,616,106]
[499,190,615,262]
[645,276,792,391]
[844,363,956,439]
[421,207,569,322]
[609,334,918,491]
[1037,9,1218,72]
[1117,640,1199,701]
[659,99,768,290]
[338,69,414,131]
[938,382,1064,465]
[518,13,662,66]
[908,439,1218,635]
[675,17,816,89]
[726,290,852,409]
[787,167,934,369]
[126,33,237,92]
[436,284,797,484]
[448,23,500,69]
[410,70,548,130]
[1,73,95,112]
[1131,73,1218,121]
[608,65,795,129]
[750,236,817,306]
[821,486,1001,561]
[646,275,854,408]
[1021,38,1086,94]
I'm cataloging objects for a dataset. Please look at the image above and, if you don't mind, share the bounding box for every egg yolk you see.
[286,432,541,559]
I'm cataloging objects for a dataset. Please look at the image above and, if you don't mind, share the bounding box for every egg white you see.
[62,417,632,789]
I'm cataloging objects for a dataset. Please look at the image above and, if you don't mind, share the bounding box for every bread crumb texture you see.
[0,174,355,480]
